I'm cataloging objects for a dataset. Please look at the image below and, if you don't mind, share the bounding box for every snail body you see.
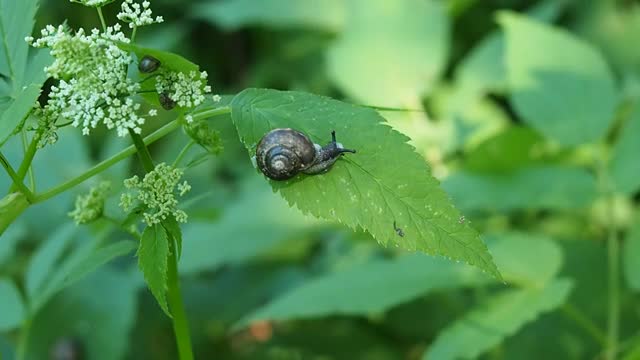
[256,128,356,180]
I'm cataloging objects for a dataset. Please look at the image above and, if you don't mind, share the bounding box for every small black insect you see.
[158,92,176,110]
[393,221,404,237]
[138,55,161,73]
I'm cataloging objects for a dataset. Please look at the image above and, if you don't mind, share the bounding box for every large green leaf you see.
[327,0,449,105]
[499,12,618,146]
[0,278,25,331]
[180,176,319,274]
[26,223,77,299]
[231,88,501,278]
[26,269,139,360]
[624,220,640,292]
[486,233,562,288]
[423,279,573,360]
[30,239,137,313]
[0,0,38,87]
[610,103,640,195]
[138,224,171,316]
[233,232,561,328]
[443,166,597,212]
[192,0,344,31]
[234,254,489,329]
[0,83,40,146]
[455,0,568,94]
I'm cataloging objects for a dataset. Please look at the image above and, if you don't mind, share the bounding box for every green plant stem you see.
[16,318,32,360]
[562,303,607,347]
[10,137,38,193]
[606,209,620,360]
[33,120,180,203]
[168,235,193,360]
[0,152,35,202]
[131,25,138,43]
[129,129,155,172]
[21,131,35,192]
[173,140,195,167]
[192,105,231,121]
[97,7,107,32]
[595,150,620,360]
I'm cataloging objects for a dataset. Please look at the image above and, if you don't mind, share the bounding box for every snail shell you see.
[256,128,356,181]
[138,55,161,73]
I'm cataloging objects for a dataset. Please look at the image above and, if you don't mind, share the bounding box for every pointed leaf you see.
[499,12,618,146]
[231,88,501,278]
[138,224,171,316]
[0,83,40,146]
[26,224,76,299]
[610,103,640,195]
[423,279,574,360]
[0,278,25,331]
[234,254,490,329]
[0,0,38,87]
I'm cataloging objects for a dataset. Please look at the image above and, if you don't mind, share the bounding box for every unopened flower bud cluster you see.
[68,181,111,225]
[119,163,191,226]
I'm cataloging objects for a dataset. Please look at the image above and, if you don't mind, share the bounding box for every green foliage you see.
[624,220,640,292]
[180,176,319,274]
[499,12,618,146]
[26,269,139,360]
[0,0,38,91]
[137,224,171,317]
[610,103,640,195]
[0,84,40,146]
[444,166,597,212]
[0,278,25,331]
[193,0,344,31]
[231,88,501,278]
[327,0,448,105]
[235,254,489,329]
[423,279,573,360]
[117,42,199,74]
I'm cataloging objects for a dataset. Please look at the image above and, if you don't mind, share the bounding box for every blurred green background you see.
[2,0,640,359]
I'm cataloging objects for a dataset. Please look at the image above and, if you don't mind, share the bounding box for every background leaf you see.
[499,12,618,146]
[231,88,501,278]
[443,166,597,212]
[180,176,319,275]
[0,0,38,89]
[192,0,344,31]
[0,84,40,146]
[624,220,640,292]
[423,279,573,360]
[26,268,139,360]
[327,0,449,106]
[235,254,489,329]
[138,224,171,316]
[0,278,25,331]
[610,103,640,195]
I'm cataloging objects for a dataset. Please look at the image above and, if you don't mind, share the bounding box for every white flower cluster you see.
[155,71,211,109]
[117,0,164,28]
[119,163,190,225]
[70,0,113,7]
[27,24,155,137]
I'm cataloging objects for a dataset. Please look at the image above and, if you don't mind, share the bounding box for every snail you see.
[256,128,356,180]
[138,55,161,73]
